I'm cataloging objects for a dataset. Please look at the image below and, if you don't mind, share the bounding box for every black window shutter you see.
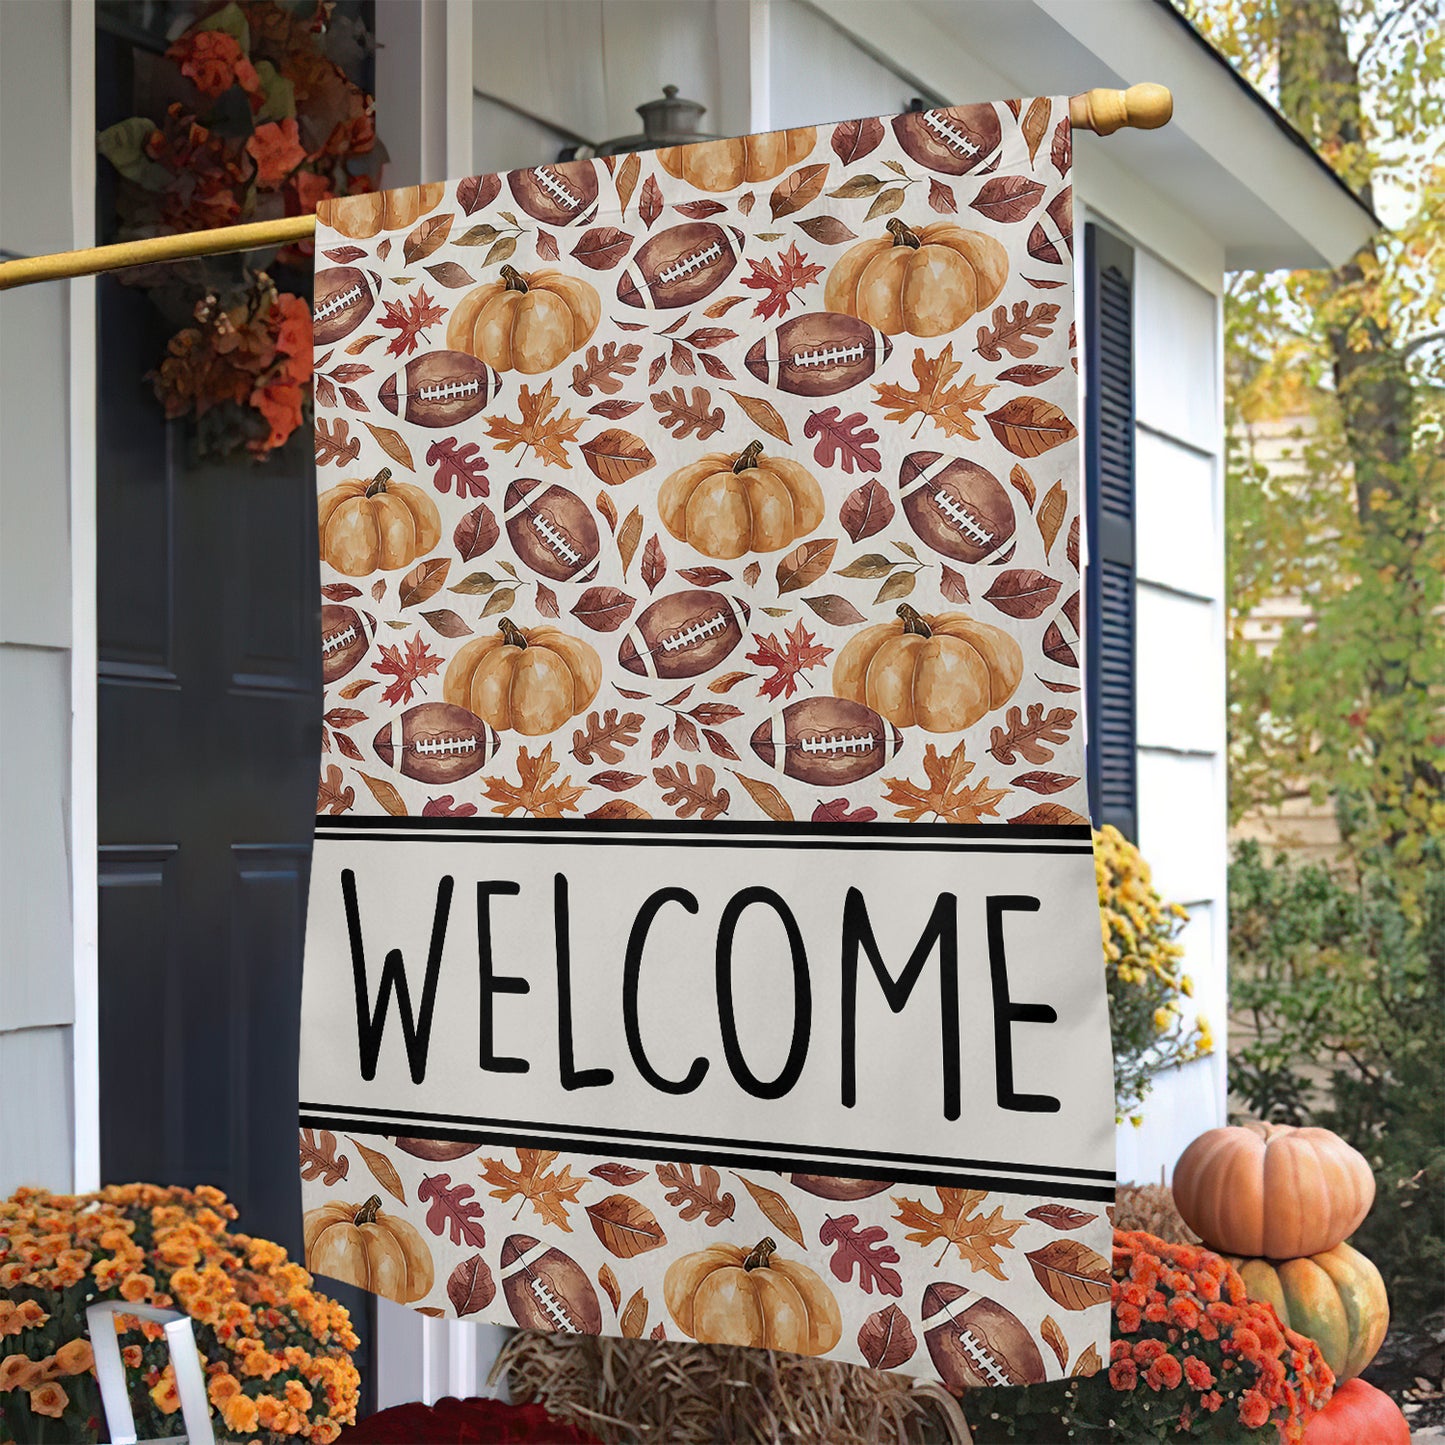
[1084,224,1137,839]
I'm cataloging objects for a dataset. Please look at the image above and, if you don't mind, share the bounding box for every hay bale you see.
[1114,1184,1197,1243]
[493,1332,972,1444]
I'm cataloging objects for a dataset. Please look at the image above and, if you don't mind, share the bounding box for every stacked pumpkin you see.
[1172,1122,1408,1442]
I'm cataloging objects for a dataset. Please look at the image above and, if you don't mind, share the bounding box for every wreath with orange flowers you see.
[0,1183,360,1444]
[97,1,386,458]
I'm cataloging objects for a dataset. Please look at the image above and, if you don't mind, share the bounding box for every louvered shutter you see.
[1083,224,1137,839]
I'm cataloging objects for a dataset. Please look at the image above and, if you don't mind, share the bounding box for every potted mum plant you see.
[0,1183,360,1444]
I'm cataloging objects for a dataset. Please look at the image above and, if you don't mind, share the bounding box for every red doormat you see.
[340,1395,600,1444]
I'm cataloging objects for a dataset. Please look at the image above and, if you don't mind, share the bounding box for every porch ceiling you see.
[803,0,1379,272]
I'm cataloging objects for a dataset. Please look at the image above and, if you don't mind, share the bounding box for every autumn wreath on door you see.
[299,97,1115,1390]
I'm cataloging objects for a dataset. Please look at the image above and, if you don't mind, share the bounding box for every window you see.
[1084,224,1138,839]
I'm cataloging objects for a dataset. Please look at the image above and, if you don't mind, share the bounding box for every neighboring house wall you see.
[468,0,1231,1185]
[0,0,92,1200]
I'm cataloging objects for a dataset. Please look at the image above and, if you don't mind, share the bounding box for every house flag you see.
[299,97,1115,1386]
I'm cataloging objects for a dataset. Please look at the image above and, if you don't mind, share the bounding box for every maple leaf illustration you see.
[379,287,447,358]
[892,1187,1025,1278]
[485,380,584,468]
[745,620,833,701]
[882,740,1010,824]
[483,744,586,819]
[741,241,826,321]
[481,1147,588,1230]
[371,631,443,706]
[873,343,995,440]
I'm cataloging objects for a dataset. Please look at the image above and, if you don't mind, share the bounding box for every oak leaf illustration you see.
[480,1147,587,1230]
[314,416,360,468]
[893,1187,1025,1279]
[655,1163,735,1226]
[818,1214,903,1296]
[804,407,882,475]
[883,741,1009,825]
[988,703,1077,766]
[571,709,644,765]
[298,1129,349,1185]
[745,621,832,701]
[483,744,586,819]
[651,385,725,440]
[974,301,1060,362]
[873,344,994,441]
[417,1172,487,1248]
[485,380,584,468]
[317,765,354,815]
[654,762,729,820]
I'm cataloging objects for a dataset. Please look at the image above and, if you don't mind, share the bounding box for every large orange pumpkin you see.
[446,265,600,374]
[656,126,816,192]
[1302,1379,1409,1445]
[318,468,442,576]
[1229,1241,1388,1382]
[444,618,601,735]
[1172,1123,1375,1259]
[664,1237,841,1355]
[834,604,1022,732]
[304,1195,434,1303]
[658,441,824,559]
[824,219,1009,337]
[324,183,447,240]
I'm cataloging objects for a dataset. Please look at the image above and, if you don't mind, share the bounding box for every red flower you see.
[247,119,307,189]
[250,381,304,451]
[1201,1390,1223,1413]
[1145,1355,1183,1391]
[1169,1295,1202,1330]
[292,170,334,217]
[1239,1388,1271,1430]
[1116,1302,1142,1334]
[1183,1355,1215,1391]
[1109,1360,1138,1392]
[1132,1339,1167,1366]
[169,31,244,97]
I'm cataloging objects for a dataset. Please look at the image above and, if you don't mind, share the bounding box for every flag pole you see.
[0,85,1171,293]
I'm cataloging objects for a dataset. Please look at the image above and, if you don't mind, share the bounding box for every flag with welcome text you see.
[300,97,1114,1387]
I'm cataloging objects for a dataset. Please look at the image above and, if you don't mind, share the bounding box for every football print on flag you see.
[300,98,1115,1386]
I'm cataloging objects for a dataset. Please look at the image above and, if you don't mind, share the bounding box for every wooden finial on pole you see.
[0,85,1174,292]
[1070,84,1174,136]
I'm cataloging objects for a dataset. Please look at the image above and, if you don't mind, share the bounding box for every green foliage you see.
[1229,842,1445,1324]
[1179,0,1445,897]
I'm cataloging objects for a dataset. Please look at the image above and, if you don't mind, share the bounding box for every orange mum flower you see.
[1184,1355,1215,1390]
[0,1352,42,1392]
[247,119,307,189]
[54,1338,94,1376]
[222,1391,261,1434]
[1109,1359,1138,1391]
[1240,1388,1271,1430]
[28,1380,68,1418]
[1145,1355,1183,1391]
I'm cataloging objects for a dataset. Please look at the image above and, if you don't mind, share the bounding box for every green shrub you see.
[1228,842,1445,1326]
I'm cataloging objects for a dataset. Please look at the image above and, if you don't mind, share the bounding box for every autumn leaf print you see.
[371,632,443,706]
[893,1187,1025,1279]
[882,741,1010,825]
[873,344,995,440]
[818,1214,904,1296]
[745,622,833,701]
[742,241,826,319]
[298,1130,349,1185]
[416,1172,487,1248]
[480,1147,587,1230]
[483,745,586,819]
[655,1163,736,1226]
[379,287,447,358]
[485,380,585,468]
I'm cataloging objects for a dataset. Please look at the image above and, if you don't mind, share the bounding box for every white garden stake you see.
[87,1300,217,1445]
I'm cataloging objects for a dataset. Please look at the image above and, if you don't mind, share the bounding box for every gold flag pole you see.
[0,85,1171,293]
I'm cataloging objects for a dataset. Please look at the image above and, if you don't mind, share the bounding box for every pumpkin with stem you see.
[824,219,1010,337]
[665,1236,842,1355]
[1172,1122,1375,1259]
[1229,1241,1389,1382]
[656,126,817,192]
[318,467,442,576]
[834,604,1023,732]
[444,617,601,735]
[658,440,825,559]
[446,265,600,374]
[304,1194,434,1303]
[323,183,448,240]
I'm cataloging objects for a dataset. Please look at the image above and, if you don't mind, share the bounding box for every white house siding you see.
[1115,249,1230,1184]
[0,0,88,1199]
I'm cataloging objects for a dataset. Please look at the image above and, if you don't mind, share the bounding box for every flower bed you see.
[0,1183,360,1444]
